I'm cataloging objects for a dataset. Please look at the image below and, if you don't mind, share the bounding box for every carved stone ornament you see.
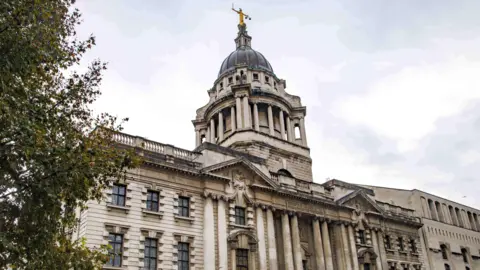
[225,169,254,203]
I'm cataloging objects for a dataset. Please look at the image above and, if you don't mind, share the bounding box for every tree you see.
[0,1,138,268]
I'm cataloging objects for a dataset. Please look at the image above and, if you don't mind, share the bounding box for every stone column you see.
[291,215,303,270]
[268,105,274,136]
[279,110,286,140]
[195,130,201,147]
[231,106,236,132]
[286,116,293,142]
[218,199,228,270]
[231,249,236,270]
[203,196,215,270]
[312,219,326,270]
[340,224,352,270]
[236,97,242,129]
[253,103,260,131]
[256,208,267,270]
[377,231,389,270]
[206,127,210,143]
[282,213,294,270]
[370,229,382,270]
[210,118,215,143]
[299,117,307,146]
[243,96,250,128]
[267,209,278,270]
[348,225,359,270]
[249,251,257,270]
[334,226,344,270]
[218,111,224,141]
[321,221,334,269]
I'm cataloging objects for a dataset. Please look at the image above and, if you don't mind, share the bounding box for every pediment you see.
[336,190,384,214]
[201,158,278,189]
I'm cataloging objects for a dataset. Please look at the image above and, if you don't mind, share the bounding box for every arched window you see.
[277,169,293,177]
[294,125,301,139]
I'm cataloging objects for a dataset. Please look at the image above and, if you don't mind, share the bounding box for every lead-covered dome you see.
[218,24,274,78]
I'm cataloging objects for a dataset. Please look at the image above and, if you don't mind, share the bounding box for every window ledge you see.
[399,250,408,255]
[411,252,420,256]
[106,204,130,213]
[103,266,126,270]
[142,209,164,218]
[386,248,396,253]
[230,223,253,230]
[174,215,195,224]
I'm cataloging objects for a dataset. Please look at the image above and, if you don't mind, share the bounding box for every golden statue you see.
[232,5,250,25]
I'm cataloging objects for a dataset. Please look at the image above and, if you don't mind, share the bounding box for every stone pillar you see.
[195,130,201,147]
[279,110,286,140]
[253,103,260,131]
[256,208,267,270]
[231,106,236,133]
[299,117,307,146]
[243,96,250,128]
[312,219,326,270]
[203,196,215,270]
[340,224,352,270]
[348,225,359,270]
[218,199,228,270]
[377,231,389,270]
[210,118,215,143]
[268,105,274,136]
[249,251,257,270]
[291,215,303,270]
[267,209,278,270]
[231,248,236,270]
[282,213,294,270]
[334,225,344,270]
[236,97,242,129]
[321,221,334,270]
[286,116,293,142]
[218,111,224,141]
[370,230,382,270]
[206,127,210,143]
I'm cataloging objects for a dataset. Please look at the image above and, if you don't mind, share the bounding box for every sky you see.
[76,0,480,209]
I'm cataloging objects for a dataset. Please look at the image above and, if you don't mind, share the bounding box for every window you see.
[235,207,246,225]
[219,82,223,89]
[363,264,371,270]
[228,77,233,84]
[302,260,308,270]
[236,248,248,270]
[466,267,470,270]
[398,237,404,251]
[178,242,190,270]
[111,184,126,206]
[107,233,123,267]
[265,76,269,83]
[294,125,301,139]
[461,248,469,263]
[144,238,157,270]
[444,264,450,270]
[410,239,417,253]
[253,73,259,80]
[178,196,190,217]
[358,230,366,244]
[403,265,409,270]
[146,190,159,212]
[385,235,392,249]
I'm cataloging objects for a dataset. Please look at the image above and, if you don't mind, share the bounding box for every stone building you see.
[366,186,480,269]
[77,22,434,270]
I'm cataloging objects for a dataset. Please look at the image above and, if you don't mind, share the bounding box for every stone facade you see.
[75,22,476,270]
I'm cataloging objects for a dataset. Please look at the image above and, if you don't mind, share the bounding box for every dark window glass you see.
[112,184,126,206]
[144,238,157,270]
[253,73,259,80]
[236,248,248,270]
[444,264,450,270]
[220,82,223,88]
[265,76,269,83]
[358,230,366,244]
[228,77,233,84]
[441,244,448,259]
[398,237,404,251]
[235,207,246,225]
[178,196,190,217]
[385,235,392,249]
[364,264,371,270]
[410,239,417,253]
[146,190,159,212]
[178,242,189,270]
[302,260,308,270]
[107,233,123,267]
[461,248,469,263]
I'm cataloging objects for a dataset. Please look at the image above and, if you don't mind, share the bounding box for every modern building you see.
[75,20,476,270]
[366,186,480,270]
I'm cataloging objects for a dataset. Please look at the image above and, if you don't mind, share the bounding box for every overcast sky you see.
[76,0,480,209]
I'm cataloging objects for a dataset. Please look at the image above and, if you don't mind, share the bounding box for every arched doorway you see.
[228,229,258,270]
[357,247,378,270]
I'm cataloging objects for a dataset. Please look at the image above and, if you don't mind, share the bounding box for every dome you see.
[218,47,273,77]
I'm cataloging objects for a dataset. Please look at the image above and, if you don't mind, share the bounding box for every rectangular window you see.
[107,233,123,267]
[144,238,157,270]
[178,242,190,270]
[265,76,269,83]
[364,264,371,270]
[398,237,404,251]
[234,207,246,225]
[358,230,366,244]
[302,260,308,270]
[146,190,159,212]
[461,248,469,263]
[228,77,233,84]
[253,73,259,80]
[112,184,126,206]
[385,235,392,249]
[410,239,417,253]
[236,248,248,270]
[178,196,190,217]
